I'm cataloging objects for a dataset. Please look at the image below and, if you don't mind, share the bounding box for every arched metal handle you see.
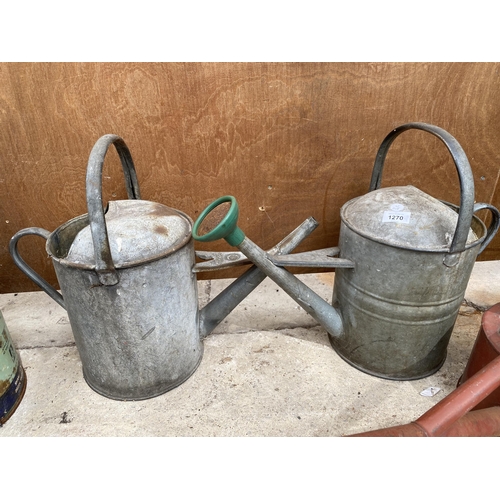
[86,134,141,285]
[369,123,475,266]
[473,203,500,255]
[9,227,65,309]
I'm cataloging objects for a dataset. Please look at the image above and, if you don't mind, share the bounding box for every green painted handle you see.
[192,196,245,247]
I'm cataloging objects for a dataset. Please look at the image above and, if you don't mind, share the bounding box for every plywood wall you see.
[1,62,500,293]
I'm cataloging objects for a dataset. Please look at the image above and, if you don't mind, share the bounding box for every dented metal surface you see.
[51,237,202,400]
[10,135,202,400]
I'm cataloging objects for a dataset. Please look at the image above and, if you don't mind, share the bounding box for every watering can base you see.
[327,334,447,381]
[81,345,204,401]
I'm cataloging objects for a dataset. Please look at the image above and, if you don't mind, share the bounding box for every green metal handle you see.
[192,196,245,247]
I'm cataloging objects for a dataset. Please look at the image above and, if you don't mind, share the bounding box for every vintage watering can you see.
[9,134,317,400]
[192,122,500,381]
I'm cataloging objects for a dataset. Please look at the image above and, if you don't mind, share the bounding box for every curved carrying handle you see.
[9,228,66,309]
[86,134,141,285]
[369,122,475,266]
[473,203,500,255]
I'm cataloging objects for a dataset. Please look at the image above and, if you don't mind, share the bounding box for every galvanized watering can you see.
[193,123,500,381]
[9,134,316,400]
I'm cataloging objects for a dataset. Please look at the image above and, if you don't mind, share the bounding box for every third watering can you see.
[192,123,500,380]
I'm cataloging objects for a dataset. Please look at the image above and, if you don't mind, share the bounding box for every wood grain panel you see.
[1,62,500,293]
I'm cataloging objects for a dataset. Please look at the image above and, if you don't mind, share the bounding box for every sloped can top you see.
[341,185,478,251]
[66,199,192,268]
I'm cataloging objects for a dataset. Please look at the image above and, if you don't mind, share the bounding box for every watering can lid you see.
[66,200,192,268]
[341,185,478,251]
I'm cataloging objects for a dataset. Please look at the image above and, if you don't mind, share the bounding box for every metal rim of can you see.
[340,197,486,254]
[45,208,194,271]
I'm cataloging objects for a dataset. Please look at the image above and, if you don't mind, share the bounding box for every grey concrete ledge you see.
[0,261,497,436]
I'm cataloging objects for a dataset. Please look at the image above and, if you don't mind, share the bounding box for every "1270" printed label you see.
[382,211,411,224]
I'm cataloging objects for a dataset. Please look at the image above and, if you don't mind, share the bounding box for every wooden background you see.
[1,62,500,294]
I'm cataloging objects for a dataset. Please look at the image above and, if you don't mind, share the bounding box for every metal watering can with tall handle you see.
[9,134,317,400]
[193,123,500,381]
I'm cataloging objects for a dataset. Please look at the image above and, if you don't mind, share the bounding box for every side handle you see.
[9,228,65,310]
[473,203,500,255]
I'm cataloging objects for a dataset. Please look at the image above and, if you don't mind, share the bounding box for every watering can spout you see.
[193,196,345,339]
[197,215,320,338]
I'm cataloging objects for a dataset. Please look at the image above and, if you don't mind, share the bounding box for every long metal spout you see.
[236,236,344,338]
[193,196,344,339]
[198,217,318,338]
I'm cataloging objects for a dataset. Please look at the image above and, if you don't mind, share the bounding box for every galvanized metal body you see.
[8,135,204,401]
[0,310,26,424]
[328,122,499,380]
[193,123,500,381]
[330,205,486,380]
[9,134,317,400]
[8,135,205,401]
[47,209,202,400]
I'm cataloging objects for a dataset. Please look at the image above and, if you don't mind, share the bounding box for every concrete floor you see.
[1,261,499,437]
